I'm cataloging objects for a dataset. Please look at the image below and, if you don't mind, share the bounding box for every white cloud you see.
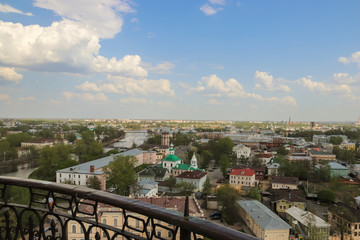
[0,94,9,101]
[63,92,108,102]
[0,20,147,77]
[19,97,35,101]
[34,0,135,39]
[201,74,246,97]
[333,73,355,84]
[147,32,155,39]
[200,4,223,15]
[77,76,175,96]
[211,64,224,70]
[297,76,352,95]
[157,101,172,107]
[142,61,175,74]
[119,97,147,104]
[208,99,223,105]
[0,3,33,16]
[0,66,23,83]
[130,18,139,23]
[338,51,360,67]
[209,0,226,5]
[191,74,296,106]
[254,71,290,92]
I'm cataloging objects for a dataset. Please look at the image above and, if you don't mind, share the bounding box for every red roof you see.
[229,168,255,176]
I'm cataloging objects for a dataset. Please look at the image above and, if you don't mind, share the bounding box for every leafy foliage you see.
[202,177,212,195]
[318,189,336,203]
[105,155,137,195]
[216,184,240,224]
[86,176,102,190]
[29,144,77,181]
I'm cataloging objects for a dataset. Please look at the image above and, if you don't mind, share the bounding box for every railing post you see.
[180,196,191,240]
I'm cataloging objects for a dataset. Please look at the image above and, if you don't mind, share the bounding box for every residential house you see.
[270,189,306,215]
[233,144,251,159]
[134,180,158,198]
[56,149,145,190]
[266,163,280,176]
[340,140,356,151]
[238,200,291,240]
[327,203,360,240]
[176,170,207,192]
[233,165,266,181]
[315,162,349,178]
[137,166,170,182]
[229,168,257,188]
[171,153,203,176]
[21,138,63,149]
[308,149,336,162]
[271,176,298,190]
[67,196,204,240]
[286,206,330,240]
[258,151,274,164]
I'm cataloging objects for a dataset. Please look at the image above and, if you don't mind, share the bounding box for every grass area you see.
[315,178,360,204]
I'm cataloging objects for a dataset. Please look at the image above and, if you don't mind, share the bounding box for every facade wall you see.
[271,183,297,190]
[142,151,157,164]
[56,172,106,190]
[275,201,306,213]
[229,174,256,187]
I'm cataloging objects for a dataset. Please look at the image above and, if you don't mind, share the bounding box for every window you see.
[78,175,80,178]
[72,225,77,233]
[356,224,358,229]
[60,174,62,177]
[113,218,118,227]
[103,218,107,224]
[69,174,71,178]
[136,220,140,228]
[354,232,357,236]
[168,231,172,238]
[157,231,161,237]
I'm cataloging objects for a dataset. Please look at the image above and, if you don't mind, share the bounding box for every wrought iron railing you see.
[0,177,258,240]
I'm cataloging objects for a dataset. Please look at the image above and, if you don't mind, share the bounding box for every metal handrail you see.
[0,176,258,240]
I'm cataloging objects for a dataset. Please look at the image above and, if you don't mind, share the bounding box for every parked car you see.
[216,178,222,183]
[210,211,222,220]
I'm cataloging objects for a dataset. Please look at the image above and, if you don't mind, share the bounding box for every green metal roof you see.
[163,154,181,162]
[173,163,203,171]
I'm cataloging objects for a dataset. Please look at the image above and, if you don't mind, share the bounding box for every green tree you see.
[86,176,102,190]
[0,141,10,160]
[317,164,331,182]
[249,188,261,201]
[81,130,96,146]
[87,141,104,159]
[277,146,289,156]
[251,155,264,167]
[216,184,240,224]
[318,189,336,203]
[176,182,196,196]
[200,150,213,169]
[163,177,177,192]
[66,133,76,143]
[29,144,77,181]
[202,177,212,195]
[330,136,343,145]
[6,133,31,147]
[105,155,137,195]
[219,154,230,177]
[146,135,162,145]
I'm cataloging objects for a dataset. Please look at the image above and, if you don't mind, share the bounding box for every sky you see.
[0,0,360,122]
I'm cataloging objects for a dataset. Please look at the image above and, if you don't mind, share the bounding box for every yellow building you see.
[67,196,204,240]
[270,189,306,215]
[238,200,291,240]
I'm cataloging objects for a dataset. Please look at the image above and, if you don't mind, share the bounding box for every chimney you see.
[90,165,95,173]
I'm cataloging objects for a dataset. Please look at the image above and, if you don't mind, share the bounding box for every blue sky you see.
[0,0,360,121]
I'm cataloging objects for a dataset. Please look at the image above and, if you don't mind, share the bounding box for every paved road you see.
[306,199,329,220]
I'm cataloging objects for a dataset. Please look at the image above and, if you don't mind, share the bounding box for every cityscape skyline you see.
[0,1,360,121]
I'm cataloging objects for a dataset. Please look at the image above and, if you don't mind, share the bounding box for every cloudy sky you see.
[0,0,360,121]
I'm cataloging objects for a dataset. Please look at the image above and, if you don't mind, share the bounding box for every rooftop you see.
[230,168,255,177]
[238,200,291,230]
[271,176,299,185]
[176,170,207,179]
[286,207,330,228]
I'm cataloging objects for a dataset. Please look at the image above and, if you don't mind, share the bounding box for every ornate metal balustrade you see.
[0,177,258,240]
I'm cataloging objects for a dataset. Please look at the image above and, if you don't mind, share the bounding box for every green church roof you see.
[163,154,181,162]
[173,163,203,171]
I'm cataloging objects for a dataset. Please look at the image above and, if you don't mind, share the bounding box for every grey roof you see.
[238,200,291,230]
[57,149,144,174]
[286,207,330,228]
[328,162,348,170]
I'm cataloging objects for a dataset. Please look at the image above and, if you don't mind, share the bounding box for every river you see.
[113,130,149,149]
[1,162,37,179]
